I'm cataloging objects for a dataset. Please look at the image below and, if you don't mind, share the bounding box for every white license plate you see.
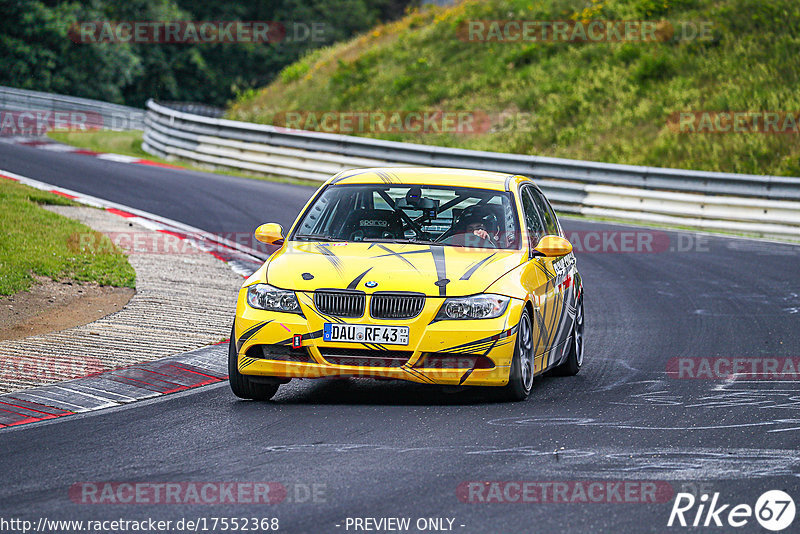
[323,323,409,346]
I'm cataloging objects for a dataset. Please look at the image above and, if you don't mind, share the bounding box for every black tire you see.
[550,297,584,377]
[499,308,535,401]
[228,324,280,401]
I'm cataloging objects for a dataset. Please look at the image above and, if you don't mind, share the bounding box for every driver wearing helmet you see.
[449,205,500,247]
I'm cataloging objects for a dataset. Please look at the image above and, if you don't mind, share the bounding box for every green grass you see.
[48,130,154,159]
[47,130,322,188]
[229,0,800,177]
[0,179,135,295]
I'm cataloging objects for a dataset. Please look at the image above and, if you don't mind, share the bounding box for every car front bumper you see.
[233,289,525,386]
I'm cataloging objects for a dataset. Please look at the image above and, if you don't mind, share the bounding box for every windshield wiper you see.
[293,234,343,242]
[361,237,440,246]
[408,239,446,246]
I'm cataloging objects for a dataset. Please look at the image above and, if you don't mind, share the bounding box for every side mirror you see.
[532,235,572,257]
[254,223,284,244]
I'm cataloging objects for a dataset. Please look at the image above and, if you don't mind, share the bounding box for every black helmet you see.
[457,205,499,235]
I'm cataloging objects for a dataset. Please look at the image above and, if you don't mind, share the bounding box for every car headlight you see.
[246,283,302,314]
[435,294,510,320]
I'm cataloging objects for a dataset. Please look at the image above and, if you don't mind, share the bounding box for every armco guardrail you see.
[143,100,800,239]
[0,86,144,131]
[156,102,225,118]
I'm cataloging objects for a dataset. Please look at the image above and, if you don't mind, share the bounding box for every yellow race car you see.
[229,168,583,401]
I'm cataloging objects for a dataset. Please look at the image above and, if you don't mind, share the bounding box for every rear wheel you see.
[551,297,584,377]
[500,308,534,401]
[228,324,280,401]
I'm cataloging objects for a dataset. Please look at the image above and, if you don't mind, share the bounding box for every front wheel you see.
[228,324,280,401]
[499,308,535,401]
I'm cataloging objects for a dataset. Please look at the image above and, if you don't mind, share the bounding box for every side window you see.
[519,187,545,245]
[372,191,392,210]
[529,187,561,236]
[296,188,352,236]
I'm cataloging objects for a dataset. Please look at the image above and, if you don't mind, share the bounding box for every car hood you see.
[266,241,525,297]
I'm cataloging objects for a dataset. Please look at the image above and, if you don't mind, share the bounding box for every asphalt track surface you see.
[1,141,799,533]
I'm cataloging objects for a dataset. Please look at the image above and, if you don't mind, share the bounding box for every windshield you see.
[292,184,521,250]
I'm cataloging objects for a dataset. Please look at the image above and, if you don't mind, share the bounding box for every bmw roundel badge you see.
[365,281,378,288]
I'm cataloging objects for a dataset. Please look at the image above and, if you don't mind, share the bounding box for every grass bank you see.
[230,0,800,177]
[0,179,135,295]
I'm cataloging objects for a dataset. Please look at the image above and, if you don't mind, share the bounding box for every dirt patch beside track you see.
[0,205,244,394]
[0,276,134,341]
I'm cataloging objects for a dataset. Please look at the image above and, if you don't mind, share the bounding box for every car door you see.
[518,185,559,374]
[527,185,577,367]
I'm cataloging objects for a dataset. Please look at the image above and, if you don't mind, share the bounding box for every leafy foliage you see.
[0,0,415,106]
[0,0,141,103]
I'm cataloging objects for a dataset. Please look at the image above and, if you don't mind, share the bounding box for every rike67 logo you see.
[668,490,795,531]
